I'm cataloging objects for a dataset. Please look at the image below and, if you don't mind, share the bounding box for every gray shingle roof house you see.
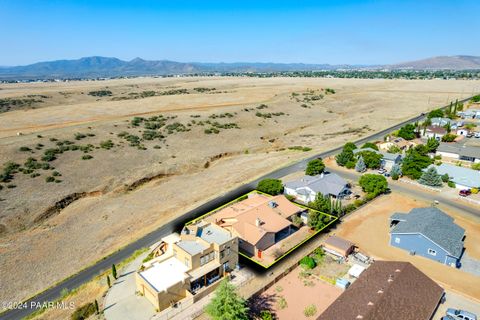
[390,207,465,267]
[380,152,403,170]
[430,117,462,129]
[353,147,380,155]
[430,163,480,189]
[436,143,480,163]
[284,172,349,203]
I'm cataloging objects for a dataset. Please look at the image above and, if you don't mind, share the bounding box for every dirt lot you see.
[335,193,480,300]
[253,266,343,319]
[1,77,479,307]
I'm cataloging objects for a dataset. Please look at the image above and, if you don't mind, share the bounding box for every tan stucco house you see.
[135,221,238,311]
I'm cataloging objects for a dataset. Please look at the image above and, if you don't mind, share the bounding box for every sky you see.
[0,0,479,66]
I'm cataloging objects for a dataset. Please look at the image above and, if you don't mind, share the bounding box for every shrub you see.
[260,310,274,320]
[303,304,317,317]
[472,163,480,171]
[257,179,284,195]
[447,181,456,188]
[361,142,378,150]
[100,140,114,149]
[45,176,55,183]
[418,167,443,187]
[82,155,93,160]
[441,133,457,142]
[52,171,61,177]
[300,256,316,269]
[19,146,31,152]
[71,302,96,320]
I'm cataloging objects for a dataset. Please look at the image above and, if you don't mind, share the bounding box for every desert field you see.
[0,76,479,306]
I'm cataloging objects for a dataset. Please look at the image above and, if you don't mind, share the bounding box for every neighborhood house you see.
[389,207,465,267]
[283,172,350,202]
[205,193,305,258]
[432,163,480,189]
[422,126,447,140]
[135,222,238,311]
[380,152,402,170]
[436,143,480,163]
[318,261,444,320]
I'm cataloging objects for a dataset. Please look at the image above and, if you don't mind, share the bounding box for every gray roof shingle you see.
[390,207,465,258]
[284,173,347,197]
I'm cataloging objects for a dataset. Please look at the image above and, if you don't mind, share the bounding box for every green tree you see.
[335,150,353,166]
[360,142,379,151]
[426,137,440,153]
[401,146,432,179]
[305,158,325,176]
[441,173,450,182]
[260,310,274,320]
[309,194,331,213]
[112,264,117,280]
[418,166,443,187]
[357,151,383,169]
[397,124,416,140]
[358,174,388,197]
[335,143,356,166]
[355,156,366,172]
[390,164,402,180]
[205,279,249,320]
[106,275,111,288]
[427,108,444,119]
[257,179,284,195]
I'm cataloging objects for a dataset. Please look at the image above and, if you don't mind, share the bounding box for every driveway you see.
[433,291,480,320]
[104,252,157,320]
[460,253,480,277]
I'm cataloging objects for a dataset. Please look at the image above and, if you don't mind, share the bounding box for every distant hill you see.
[0,56,347,80]
[0,55,479,80]
[389,55,480,70]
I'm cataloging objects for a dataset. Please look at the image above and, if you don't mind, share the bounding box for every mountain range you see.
[0,55,479,80]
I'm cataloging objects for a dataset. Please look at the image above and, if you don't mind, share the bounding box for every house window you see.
[220,250,225,259]
[185,257,189,267]
[200,256,205,265]
[394,237,400,244]
[209,252,214,261]
[428,249,437,256]
[226,247,231,255]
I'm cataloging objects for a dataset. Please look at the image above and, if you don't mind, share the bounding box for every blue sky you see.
[0,0,479,66]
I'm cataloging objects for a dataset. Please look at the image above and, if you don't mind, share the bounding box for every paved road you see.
[0,96,475,320]
[327,167,480,219]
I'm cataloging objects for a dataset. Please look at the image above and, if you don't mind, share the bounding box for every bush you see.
[257,179,284,195]
[303,304,317,317]
[100,140,114,149]
[71,302,96,320]
[361,142,378,150]
[300,256,316,269]
[447,181,456,188]
[82,155,93,160]
[260,310,274,320]
[359,174,388,197]
[472,163,480,171]
[19,146,31,152]
[45,176,55,183]
[441,133,457,142]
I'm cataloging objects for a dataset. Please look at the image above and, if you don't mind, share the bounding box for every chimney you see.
[320,172,324,179]
[256,218,262,227]
[388,275,394,282]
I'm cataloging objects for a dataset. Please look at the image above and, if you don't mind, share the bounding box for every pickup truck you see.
[443,308,477,320]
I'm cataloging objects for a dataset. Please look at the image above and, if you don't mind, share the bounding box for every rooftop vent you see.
[377,289,384,294]
[256,218,262,227]
[388,275,394,282]
[395,269,401,273]
[367,301,374,306]
[356,315,364,319]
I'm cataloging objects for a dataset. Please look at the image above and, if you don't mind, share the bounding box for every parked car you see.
[466,133,474,138]
[384,172,391,177]
[475,132,480,138]
[377,168,386,174]
[445,308,477,320]
[459,189,472,197]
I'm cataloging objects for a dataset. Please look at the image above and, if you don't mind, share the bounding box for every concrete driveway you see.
[460,253,480,277]
[104,252,157,320]
[433,291,480,320]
